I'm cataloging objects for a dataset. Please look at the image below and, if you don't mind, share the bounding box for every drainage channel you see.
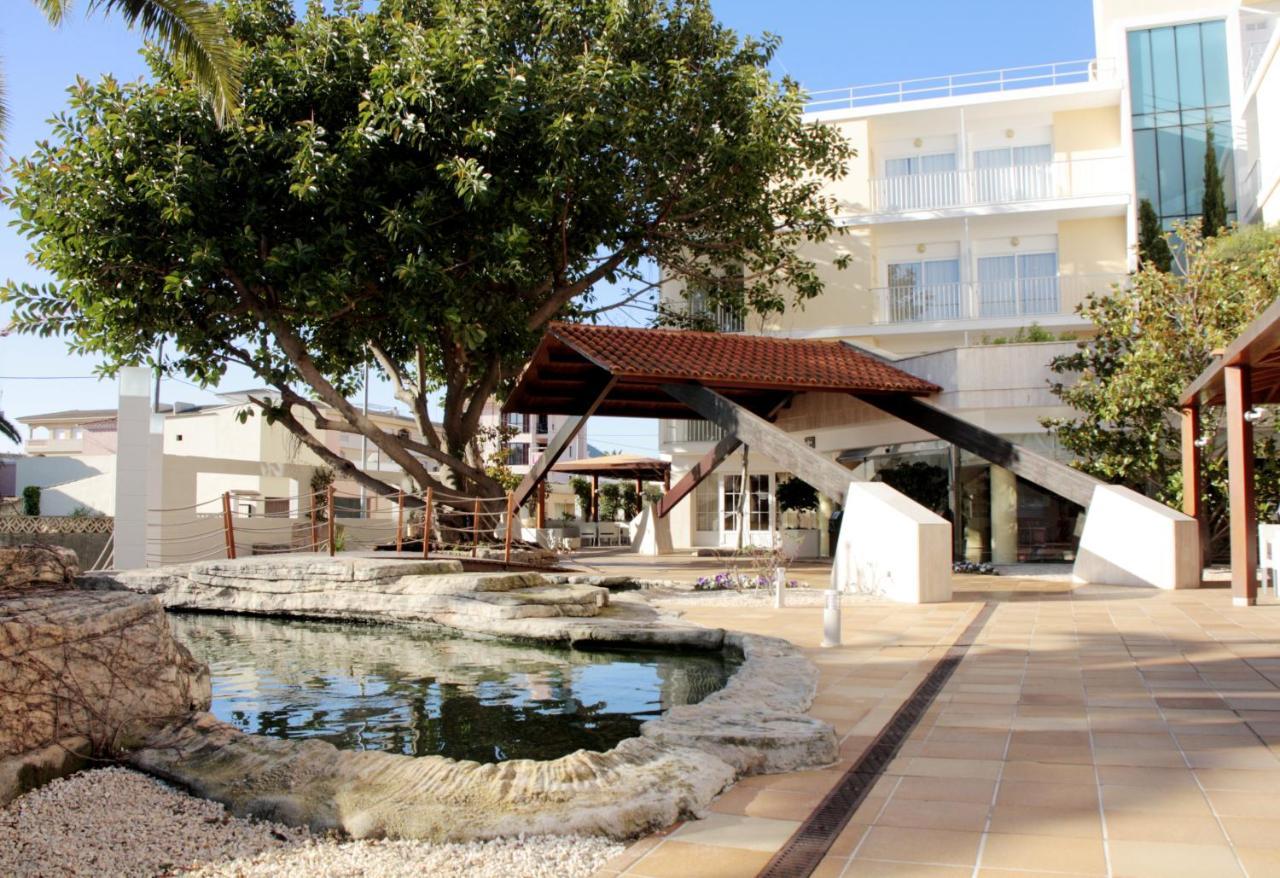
[756,601,997,878]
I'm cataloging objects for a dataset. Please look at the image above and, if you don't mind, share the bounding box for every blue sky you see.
[0,0,1095,454]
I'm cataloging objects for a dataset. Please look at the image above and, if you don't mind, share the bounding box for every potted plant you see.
[775,477,819,561]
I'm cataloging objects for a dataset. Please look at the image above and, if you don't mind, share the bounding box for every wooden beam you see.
[1181,404,1202,519]
[1226,365,1258,606]
[663,384,853,504]
[657,431,741,519]
[855,393,1101,509]
[510,377,615,510]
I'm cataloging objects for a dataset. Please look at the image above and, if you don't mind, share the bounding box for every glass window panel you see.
[1154,111,1182,128]
[1150,27,1179,114]
[694,480,717,531]
[923,259,960,285]
[888,261,920,289]
[1156,127,1187,216]
[1201,20,1230,108]
[1012,144,1053,165]
[1181,125,1207,217]
[1174,24,1205,109]
[722,475,740,532]
[1133,113,1156,130]
[1209,105,1232,123]
[978,255,1017,317]
[1181,108,1207,126]
[1018,252,1058,277]
[749,474,770,531]
[973,148,1011,169]
[885,156,915,177]
[1212,120,1236,210]
[1128,29,1156,115]
[919,152,957,173]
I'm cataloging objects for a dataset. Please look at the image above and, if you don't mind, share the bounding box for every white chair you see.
[1259,524,1280,597]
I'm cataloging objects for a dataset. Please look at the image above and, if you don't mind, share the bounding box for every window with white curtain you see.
[882,152,959,210]
[886,258,962,322]
[722,474,770,532]
[972,144,1053,202]
[977,252,1060,317]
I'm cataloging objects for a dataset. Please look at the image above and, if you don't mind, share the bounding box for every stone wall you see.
[0,546,210,804]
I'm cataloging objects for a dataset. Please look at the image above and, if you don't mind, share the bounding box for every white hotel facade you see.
[659,0,1280,562]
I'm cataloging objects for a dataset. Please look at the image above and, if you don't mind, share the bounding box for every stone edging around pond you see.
[87,556,837,842]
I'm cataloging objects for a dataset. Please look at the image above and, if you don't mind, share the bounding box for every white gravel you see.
[0,768,624,878]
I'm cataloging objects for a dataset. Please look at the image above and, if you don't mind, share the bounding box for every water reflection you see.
[168,613,737,763]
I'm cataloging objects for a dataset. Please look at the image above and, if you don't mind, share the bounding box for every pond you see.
[169,613,739,763]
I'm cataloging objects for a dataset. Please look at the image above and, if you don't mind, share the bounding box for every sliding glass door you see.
[886,258,962,322]
[880,152,959,210]
[976,252,1059,317]
[972,144,1053,203]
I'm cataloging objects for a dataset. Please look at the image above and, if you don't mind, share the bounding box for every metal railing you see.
[868,155,1127,215]
[663,420,725,445]
[805,58,1114,113]
[873,273,1127,325]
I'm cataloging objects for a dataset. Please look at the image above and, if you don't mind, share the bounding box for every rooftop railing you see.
[805,58,1115,114]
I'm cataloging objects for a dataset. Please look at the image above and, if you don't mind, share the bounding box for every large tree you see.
[1045,222,1280,558]
[3,0,850,501]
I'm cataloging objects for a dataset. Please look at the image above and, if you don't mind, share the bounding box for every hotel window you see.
[972,144,1053,202]
[694,480,718,532]
[507,443,529,466]
[1128,20,1234,227]
[885,258,962,322]
[882,152,959,210]
[976,252,1059,317]
[723,474,770,532]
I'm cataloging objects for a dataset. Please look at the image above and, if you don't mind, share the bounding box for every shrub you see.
[22,486,41,516]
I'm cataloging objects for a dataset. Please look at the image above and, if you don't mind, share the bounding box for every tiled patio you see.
[588,569,1280,878]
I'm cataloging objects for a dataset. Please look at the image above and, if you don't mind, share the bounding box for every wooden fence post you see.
[423,488,433,559]
[221,492,237,560]
[504,492,514,566]
[472,498,481,558]
[326,484,336,556]
[310,494,319,552]
[396,489,404,553]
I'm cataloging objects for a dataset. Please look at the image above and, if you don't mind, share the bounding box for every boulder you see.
[0,544,80,590]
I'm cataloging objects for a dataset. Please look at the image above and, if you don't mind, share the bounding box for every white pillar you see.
[114,367,153,569]
[990,464,1018,565]
[817,493,833,557]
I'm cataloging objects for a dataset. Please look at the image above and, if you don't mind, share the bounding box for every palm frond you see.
[86,0,243,125]
[30,0,73,26]
[0,415,21,446]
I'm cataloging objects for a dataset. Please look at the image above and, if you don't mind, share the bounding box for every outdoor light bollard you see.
[821,589,842,648]
[774,567,786,609]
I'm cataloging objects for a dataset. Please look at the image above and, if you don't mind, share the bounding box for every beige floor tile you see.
[626,841,773,878]
[854,826,983,866]
[999,761,1097,785]
[995,780,1099,809]
[892,756,1004,780]
[1095,765,1199,789]
[1203,788,1274,817]
[827,821,869,857]
[709,785,824,821]
[1106,839,1244,878]
[842,861,971,878]
[977,832,1107,874]
[1220,816,1280,848]
[892,776,997,805]
[808,856,849,878]
[666,812,799,852]
[1195,767,1280,791]
[1103,809,1229,844]
[1236,846,1280,878]
[875,798,991,832]
[985,804,1103,838]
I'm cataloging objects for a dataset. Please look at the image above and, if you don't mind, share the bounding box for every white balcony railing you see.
[805,58,1115,113]
[873,273,1127,326]
[663,420,725,445]
[868,155,1127,215]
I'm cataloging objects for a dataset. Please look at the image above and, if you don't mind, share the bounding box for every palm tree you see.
[0,415,20,446]
[3,0,242,136]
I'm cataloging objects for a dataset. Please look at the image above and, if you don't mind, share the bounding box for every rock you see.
[0,586,210,805]
[131,713,735,842]
[0,544,80,589]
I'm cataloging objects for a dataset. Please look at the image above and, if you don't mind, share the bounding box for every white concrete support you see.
[630,501,673,556]
[990,465,1018,564]
[1073,485,1201,590]
[832,481,952,604]
[113,367,153,570]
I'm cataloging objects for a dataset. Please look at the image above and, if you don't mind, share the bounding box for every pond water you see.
[169,613,738,763]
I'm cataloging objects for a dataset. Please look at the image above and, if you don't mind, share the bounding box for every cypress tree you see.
[1202,127,1228,238]
[1137,198,1173,273]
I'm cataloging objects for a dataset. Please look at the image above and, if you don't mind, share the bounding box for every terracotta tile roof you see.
[547,323,940,395]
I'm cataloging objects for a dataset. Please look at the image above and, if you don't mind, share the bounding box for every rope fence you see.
[143,486,526,565]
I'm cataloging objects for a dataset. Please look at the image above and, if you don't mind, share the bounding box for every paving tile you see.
[891,776,998,804]
[1103,809,1229,844]
[665,813,799,852]
[985,804,1103,838]
[1107,839,1244,878]
[842,861,971,878]
[826,821,869,857]
[854,826,983,866]
[1219,816,1280,849]
[875,798,991,832]
[999,761,1097,785]
[995,780,1099,809]
[626,841,773,878]
[709,785,824,821]
[977,832,1107,874]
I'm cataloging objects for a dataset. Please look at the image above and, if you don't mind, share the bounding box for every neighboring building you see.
[659,0,1279,561]
[477,402,590,521]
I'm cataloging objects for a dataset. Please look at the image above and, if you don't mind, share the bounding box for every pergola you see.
[549,454,672,527]
[1180,295,1280,606]
[506,323,1104,540]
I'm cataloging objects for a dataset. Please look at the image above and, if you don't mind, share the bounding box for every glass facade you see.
[1128,20,1235,227]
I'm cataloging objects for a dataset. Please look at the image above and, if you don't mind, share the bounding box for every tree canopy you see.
[1045,222,1280,557]
[3,0,851,499]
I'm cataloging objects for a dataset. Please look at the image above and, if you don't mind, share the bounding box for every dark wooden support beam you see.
[1181,404,1203,520]
[662,384,853,504]
[1226,365,1258,606]
[592,474,599,523]
[510,377,615,511]
[536,480,546,528]
[855,393,1101,509]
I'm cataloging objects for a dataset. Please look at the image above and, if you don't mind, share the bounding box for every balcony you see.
[865,155,1128,218]
[872,273,1126,326]
[805,58,1115,113]
[662,420,726,446]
